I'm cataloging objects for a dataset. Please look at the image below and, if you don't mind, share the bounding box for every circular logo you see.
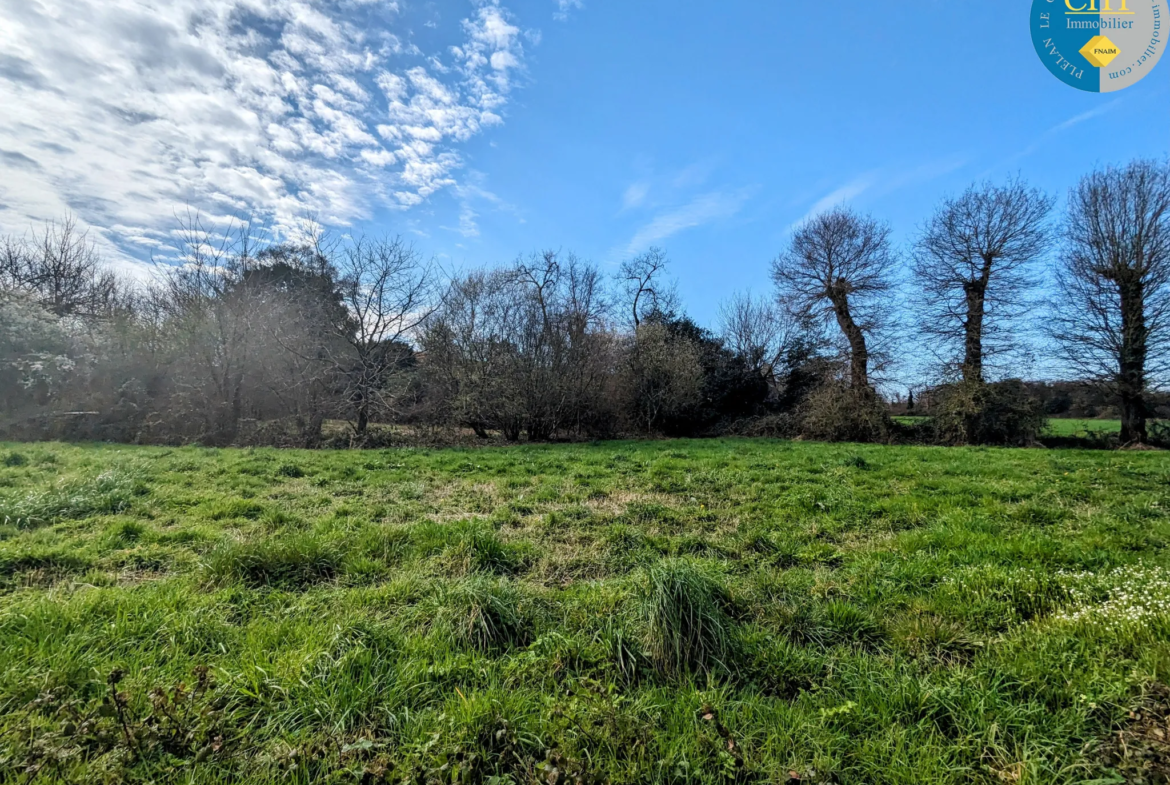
[1031,0,1165,91]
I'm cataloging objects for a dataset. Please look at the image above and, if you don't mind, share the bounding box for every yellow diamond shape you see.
[1080,35,1121,68]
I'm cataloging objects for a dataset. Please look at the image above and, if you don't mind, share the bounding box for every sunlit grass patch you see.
[0,468,146,529]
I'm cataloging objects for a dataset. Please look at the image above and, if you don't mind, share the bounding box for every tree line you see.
[2,159,1168,447]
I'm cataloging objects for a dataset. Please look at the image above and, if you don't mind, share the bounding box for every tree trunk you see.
[355,399,369,437]
[527,419,553,442]
[1119,390,1148,445]
[502,419,522,442]
[962,280,987,384]
[828,284,870,392]
[214,375,243,446]
[1118,280,1148,445]
[302,410,325,448]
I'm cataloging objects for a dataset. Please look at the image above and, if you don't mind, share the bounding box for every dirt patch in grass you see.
[583,489,680,516]
[1090,683,1170,783]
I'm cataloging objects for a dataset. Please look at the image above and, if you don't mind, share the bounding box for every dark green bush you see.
[276,463,305,478]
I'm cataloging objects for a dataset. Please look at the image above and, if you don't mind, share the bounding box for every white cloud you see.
[554,0,583,21]
[0,0,528,264]
[621,181,650,210]
[1050,101,1122,133]
[791,175,876,229]
[790,157,968,230]
[623,189,753,255]
[671,159,716,189]
[446,172,522,238]
[978,101,1122,179]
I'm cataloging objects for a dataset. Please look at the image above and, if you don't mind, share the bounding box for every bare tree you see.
[771,207,895,393]
[421,268,529,439]
[618,247,678,328]
[421,251,617,441]
[1051,159,1170,445]
[334,236,437,438]
[243,239,352,446]
[913,178,1054,383]
[514,251,614,439]
[717,290,805,386]
[1,214,120,318]
[621,321,703,433]
[152,215,264,444]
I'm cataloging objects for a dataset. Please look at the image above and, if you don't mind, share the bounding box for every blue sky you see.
[0,0,1167,328]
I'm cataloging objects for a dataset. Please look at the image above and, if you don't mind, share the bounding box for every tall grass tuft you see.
[432,576,530,651]
[103,519,149,548]
[413,519,529,575]
[452,523,528,575]
[2,452,28,467]
[637,558,735,678]
[202,533,343,589]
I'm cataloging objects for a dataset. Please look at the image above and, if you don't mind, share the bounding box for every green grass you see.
[894,417,1130,439]
[895,417,1155,444]
[0,440,1169,783]
[1042,419,1123,438]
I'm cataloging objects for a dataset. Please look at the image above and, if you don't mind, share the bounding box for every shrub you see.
[620,321,705,435]
[930,379,1046,446]
[1150,420,1170,449]
[637,559,735,677]
[796,382,891,443]
[276,463,306,478]
[734,413,798,439]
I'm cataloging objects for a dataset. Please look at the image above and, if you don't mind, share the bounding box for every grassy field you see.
[1041,420,1122,438]
[893,417,1129,440]
[1,440,1169,784]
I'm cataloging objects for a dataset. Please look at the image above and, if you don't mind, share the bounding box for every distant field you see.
[1042,419,1122,437]
[2,440,1169,783]
[894,417,1131,440]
